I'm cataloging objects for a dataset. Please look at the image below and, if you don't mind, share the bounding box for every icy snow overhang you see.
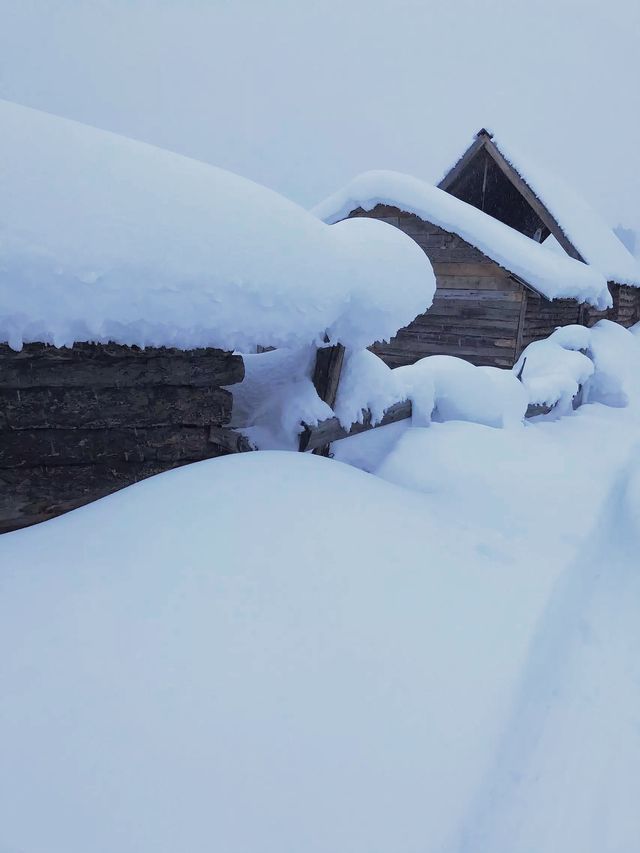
[311,170,612,308]
[0,100,434,352]
[438,129,640,288]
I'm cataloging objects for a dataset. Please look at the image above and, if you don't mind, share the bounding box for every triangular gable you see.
[438,129,584,261]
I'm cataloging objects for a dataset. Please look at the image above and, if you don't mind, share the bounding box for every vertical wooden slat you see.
[303,343,345,456]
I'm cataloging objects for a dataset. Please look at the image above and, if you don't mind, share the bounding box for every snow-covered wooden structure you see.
[0,343,246,533]
[313,133,640,369]
[0,101,432,532]
[439,129,640,328]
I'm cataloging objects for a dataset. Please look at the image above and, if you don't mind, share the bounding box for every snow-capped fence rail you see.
[299,348,586,453]
[299,400,412,453]
[299,393,581,452]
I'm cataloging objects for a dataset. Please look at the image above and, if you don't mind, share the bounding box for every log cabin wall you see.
[0,342,245,533]
[519,292,582,352]
[350,205,525,368]
[584,284,640,328]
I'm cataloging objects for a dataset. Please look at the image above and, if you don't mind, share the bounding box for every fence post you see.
[302,341,345,455]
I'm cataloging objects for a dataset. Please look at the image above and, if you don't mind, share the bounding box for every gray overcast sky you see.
[1,0,639,240]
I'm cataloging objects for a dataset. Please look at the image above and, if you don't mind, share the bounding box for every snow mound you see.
[312,170,611,308]
[333,347,404,429]
[395,355,527,428]
[514,320,640,410]
[0,100,434,352]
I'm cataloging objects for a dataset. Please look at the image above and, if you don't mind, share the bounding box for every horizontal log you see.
[0,461,189,533]
[422,303,523,320]
[433,262,510,277]
[436,289,523,302]
[299,400,412,452]
[371,347,515,369]
[298,384,576,454]
[423,247,489,263]
[0,343,244,388]
[0,425,253,467]
[376,352,514,369]
[0,386,232,429]
[410,317,520,335]
[393,330,517,349]
[435,275,521,292]
[378,338,517,358]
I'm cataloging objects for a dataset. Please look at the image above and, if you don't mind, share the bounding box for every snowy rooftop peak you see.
[0,100,434,352]
[441,129,640,288]
[311,170,612,308]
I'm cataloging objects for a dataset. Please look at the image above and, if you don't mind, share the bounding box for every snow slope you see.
[312,170,611,307]
[0,100,434,352]
[2,381,640,852]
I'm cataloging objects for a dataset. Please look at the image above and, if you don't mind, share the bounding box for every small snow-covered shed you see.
[313,171,611,369]
[0,100,431,532]
[439,129,640,326]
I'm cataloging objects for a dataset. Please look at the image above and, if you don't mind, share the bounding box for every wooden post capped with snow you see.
[303,341,346,455]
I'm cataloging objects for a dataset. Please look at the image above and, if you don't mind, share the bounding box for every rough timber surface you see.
[584,284,640,328]
[0,341,246,533]
[351,205,525,368]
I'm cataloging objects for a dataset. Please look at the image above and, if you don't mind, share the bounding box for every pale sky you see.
[1,0,638,242]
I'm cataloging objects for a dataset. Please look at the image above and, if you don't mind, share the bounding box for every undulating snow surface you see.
[486,133,640,287]
[3,396,640,852]
[515,320,639,409]
[0,100,434,352]
[2,324,640,853]
[311,170,612,307]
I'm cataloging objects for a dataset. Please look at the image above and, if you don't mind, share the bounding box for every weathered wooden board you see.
[2,426,212,466]
[306,342,346,455]
[0,342,244,388]
[0,462,182,533]
[0,386,232,429]
[299,400,412,452]
[0,341,248,533]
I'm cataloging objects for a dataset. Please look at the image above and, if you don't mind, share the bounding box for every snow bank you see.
[0,451,568,853]
[513,339,594,411]
[514,320,640,411]
[0,100,434,352]
[4,395,640,853]
[312,170,611,308]
[395,355,527,428]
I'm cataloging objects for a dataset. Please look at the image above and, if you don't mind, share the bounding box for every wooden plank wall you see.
[584,284,640,328]
[520,292,582,352]
[0,342,245,533]
[351,206,523,368]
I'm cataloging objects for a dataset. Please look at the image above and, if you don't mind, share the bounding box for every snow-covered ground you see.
[2,327,640,853]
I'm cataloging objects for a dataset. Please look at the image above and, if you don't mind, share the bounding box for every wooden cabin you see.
[347,203,591,368]
[439,129,640,328]
[313,131,640,369]
[0,342,246,533]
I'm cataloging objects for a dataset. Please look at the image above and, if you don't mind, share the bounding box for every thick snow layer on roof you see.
[492,134,640,287]
[0,100,433,351]
[312,170,611,308]
[439,130,640,287]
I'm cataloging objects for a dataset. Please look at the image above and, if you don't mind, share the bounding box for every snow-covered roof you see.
[311,170,612,308]
[439,130,640,288]
[0,100,434,352]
